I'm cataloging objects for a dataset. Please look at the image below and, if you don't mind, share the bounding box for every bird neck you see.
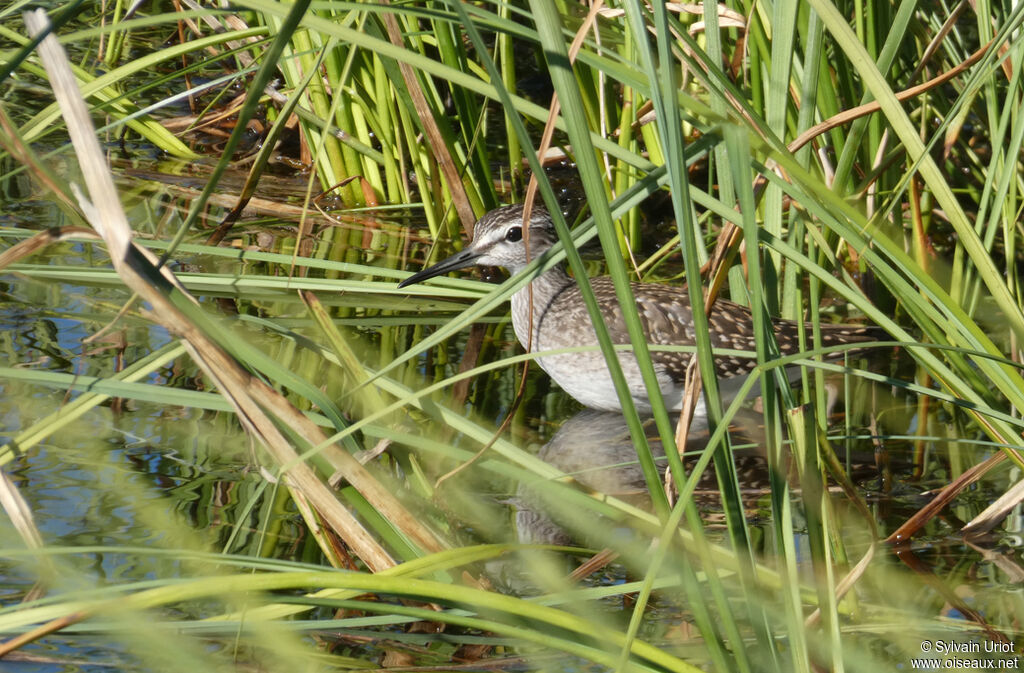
[509,262,574,351]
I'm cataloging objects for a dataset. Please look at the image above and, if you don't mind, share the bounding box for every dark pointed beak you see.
[397,247,482,289]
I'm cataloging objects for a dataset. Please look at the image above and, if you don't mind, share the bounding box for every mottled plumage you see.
[399,204,881,413]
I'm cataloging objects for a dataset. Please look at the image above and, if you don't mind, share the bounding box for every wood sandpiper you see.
[399,204,881,414]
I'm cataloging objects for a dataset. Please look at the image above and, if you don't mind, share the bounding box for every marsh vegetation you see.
[0,0,1021,671]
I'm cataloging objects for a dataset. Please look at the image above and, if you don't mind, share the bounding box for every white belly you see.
[532,348,685,413]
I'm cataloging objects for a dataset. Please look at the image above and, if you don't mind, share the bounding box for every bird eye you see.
[505,227,522,242]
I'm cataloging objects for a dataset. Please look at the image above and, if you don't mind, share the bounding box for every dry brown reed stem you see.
[379,0,476,234]
[885,453,1005,544]
[23,9,446,572]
